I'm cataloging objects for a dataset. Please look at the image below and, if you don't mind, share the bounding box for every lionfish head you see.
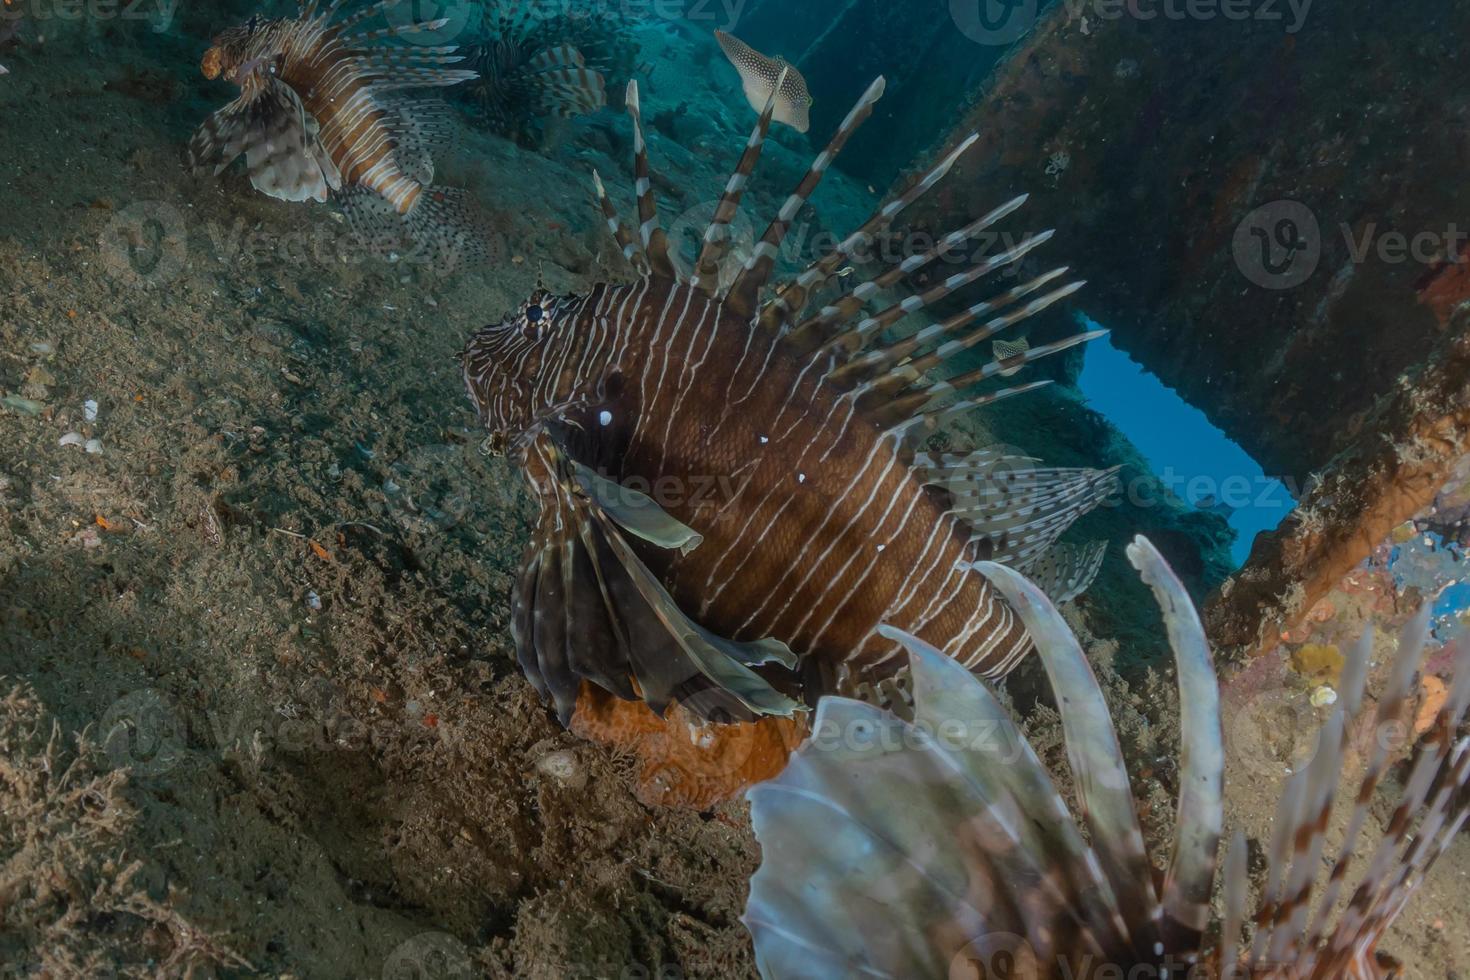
[200,16,280,87]
[460,289,587,454]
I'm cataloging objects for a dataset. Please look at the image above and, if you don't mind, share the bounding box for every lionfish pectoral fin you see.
[187,97,253,178]
[568,459,703,555]
[241,80,335,205]
[515,452,799,727]
[1020,539,1108,605]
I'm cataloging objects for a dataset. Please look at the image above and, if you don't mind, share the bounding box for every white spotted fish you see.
[746,536,1470,978]
[992,336,1031,377]
[715,30,812,133]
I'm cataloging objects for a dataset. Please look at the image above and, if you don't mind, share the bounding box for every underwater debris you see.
[187,0,483,264]
[715,30,812,133]
[744,536,1470,978]
[460,0,630,143]
[461,67,1107,803]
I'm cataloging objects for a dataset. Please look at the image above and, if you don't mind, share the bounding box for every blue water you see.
[1076,324,1294,566]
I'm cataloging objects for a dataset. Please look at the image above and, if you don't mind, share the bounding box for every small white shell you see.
[84,439,104,455]
[58,431,84,448]
[83,399,99,422]
[535,749,586,790]
[1311,685,1338,707]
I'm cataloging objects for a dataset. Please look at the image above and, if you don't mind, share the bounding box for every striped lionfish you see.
[461,70,1116,774]
[746,536,1470,978]
[188,0,482,258]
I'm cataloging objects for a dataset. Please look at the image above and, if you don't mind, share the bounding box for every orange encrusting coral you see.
[569,684,806,809]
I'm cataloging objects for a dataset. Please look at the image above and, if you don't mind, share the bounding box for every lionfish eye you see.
[525,304,544,323]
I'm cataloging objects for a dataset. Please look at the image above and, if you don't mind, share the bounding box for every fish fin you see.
[722,75,887,318]
[689,63,786,297]
[515,439,800,726]
[533,65,608,117]
[714,30,812,132]
[186,96,255,178]
[916,451,1119,570]
[623,81,677,279]
[759,134,981,330]
[992,337,1031,376]
[591,168,645,272]
[1023,539,1107,605]
[238,80,334,204]
[339,184,494,270]
[525,44,587,72]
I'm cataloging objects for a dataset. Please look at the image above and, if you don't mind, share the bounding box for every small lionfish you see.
[466,2,609,139]
[715,30,812,132]
[461,73,1113,759]
[746,537,1470,979]
[188,0,480,254]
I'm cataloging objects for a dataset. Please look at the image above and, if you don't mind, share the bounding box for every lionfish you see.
[463,2,612,141]
[188,0,481,256]
[461,71,1116,779]
[746,536,1470,978]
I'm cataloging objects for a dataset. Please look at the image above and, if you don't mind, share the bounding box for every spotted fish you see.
[461,75,1115,738]
[746,537,1470,979]
[715,30,812,133]
[188,0,482,256]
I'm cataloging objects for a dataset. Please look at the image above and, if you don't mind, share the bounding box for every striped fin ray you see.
[785,192,1032,357]
[825,268,1069,389]
[535,66,607,117]
[950,463,1121,570]
[592,169,645,271]
[1127,538,1224,962]
[858,323,1105,431]
[974,555,1166,960]
[341,17,456,44]
[329,0,411,34]
[525,43,586,71]
[690,66,787,295]
[759,133,981,331]
[724,76,888,317]
[624,81,676,279]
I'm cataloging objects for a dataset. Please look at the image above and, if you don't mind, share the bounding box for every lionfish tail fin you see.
[723,75,886,317]
[623,81,677,279]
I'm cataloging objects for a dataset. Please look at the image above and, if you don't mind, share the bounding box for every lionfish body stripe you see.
[463,76,1114,739]
[189,0,477,233]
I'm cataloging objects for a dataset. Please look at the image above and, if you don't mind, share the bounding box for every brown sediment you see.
[570,684,807,810]
[1204,321,1470,661]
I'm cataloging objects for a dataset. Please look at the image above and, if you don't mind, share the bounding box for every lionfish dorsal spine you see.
[723,75,887,317]
[623,81,677,280]
[690,65,787,294]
